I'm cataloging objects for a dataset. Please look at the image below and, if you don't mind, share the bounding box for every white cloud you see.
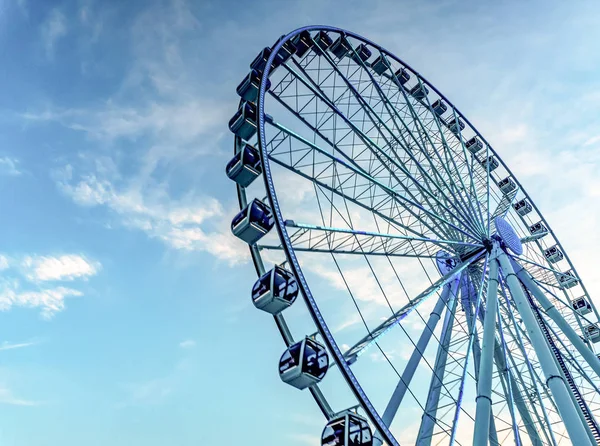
[0,252,100,318]
[0,283,82,319]
[0,255,8,270]
[178,339,195,349]
[0,339,40,351]
[22,254,100,282]
[0,387,41,406]
[54,168,247,265]
[0,157,21,176]
[40,9,67,59]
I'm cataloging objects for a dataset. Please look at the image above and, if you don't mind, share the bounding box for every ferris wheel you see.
[226,25,600,446]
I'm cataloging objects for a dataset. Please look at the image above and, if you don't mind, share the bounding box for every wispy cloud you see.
[0,387,41,406]
[178,339,195,349]
[0,157,22,176]
[0,339,41,351]
[22,254,100,282]
[0,252,100,318]
[54,167,247,265]
[40,9,67,59]
[0,283,83,320]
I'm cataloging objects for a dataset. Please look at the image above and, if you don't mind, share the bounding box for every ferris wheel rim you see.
[241,24,598,444]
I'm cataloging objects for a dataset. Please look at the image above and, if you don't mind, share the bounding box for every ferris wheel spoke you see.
[290,52,483,239]
[342,261,473,365]
[267,88,465,244]
[265,118,481,243]
[320,50,483,239]
[446,105,487,233]
[404,78,487,236]
[279,60,480,240]
[282,221,482,259]
[384,75,486,237]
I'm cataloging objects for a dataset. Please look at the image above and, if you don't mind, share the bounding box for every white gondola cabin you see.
[572,297,591,314]
[556,270,577,289]
[431,99,447,116]
[321,412,373,446]
[251,266,299,314]
[409,83,429,100]
[229,101,258,141]
[498,177,517,194]
[314,31,333,52]
[529,221,548,236]
[446,116,465,134]
[371,53,391,75]
[584,324,600,343]
[231,199,275,244]
[330,35,352,59]
[544,245,564,263]
[293,30,314,59]
[513,199,532,216]
[481,156,499,171]
[465,137,483,154]
[236,70,272,104]
[393,68,410,87]
[226,143,262,187]
[279,337,329,390]
[351,43,372,64]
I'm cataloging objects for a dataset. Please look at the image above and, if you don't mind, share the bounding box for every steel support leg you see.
[372,278,460,446]
[473,252,500,446]
[509,257,600,380]
[498,251,592,445]
[415,280,460,445]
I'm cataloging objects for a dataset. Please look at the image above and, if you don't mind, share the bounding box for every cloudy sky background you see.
[1,0,600,445]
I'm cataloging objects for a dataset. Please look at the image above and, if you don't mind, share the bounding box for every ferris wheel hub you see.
[494,217,523,255]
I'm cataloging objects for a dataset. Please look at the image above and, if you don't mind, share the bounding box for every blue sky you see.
[1,0,600,445]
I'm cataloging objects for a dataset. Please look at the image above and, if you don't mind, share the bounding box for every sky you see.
[1,0,600,445]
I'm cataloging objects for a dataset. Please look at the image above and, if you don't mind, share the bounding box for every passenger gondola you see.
[279,337,329,389]
[529,221,548,236]
[409,83,429,100]
[231,198,275,244]
[513,199,532,216]
[555,270,578,290]
[314,31,333,53]
[544,245,564,263]
[292,30,314,59]
[393,68,410,87]
[236,70,272,103]
[371,53,391,75]
[431,99,447,116]
[272,35,297,66]
[226,143,262,187]
[321,412,373,446]
[572,296,592,313]
[251,266,299,314]
[351,43,371,64]
[481,156,499,171]
[497,177,517,194]
[330,35,352,59]
[250,47,274,74]
[465,137,483,154]
[229,101,258,141]
[584,324,600,343]
[446,116,465,134]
